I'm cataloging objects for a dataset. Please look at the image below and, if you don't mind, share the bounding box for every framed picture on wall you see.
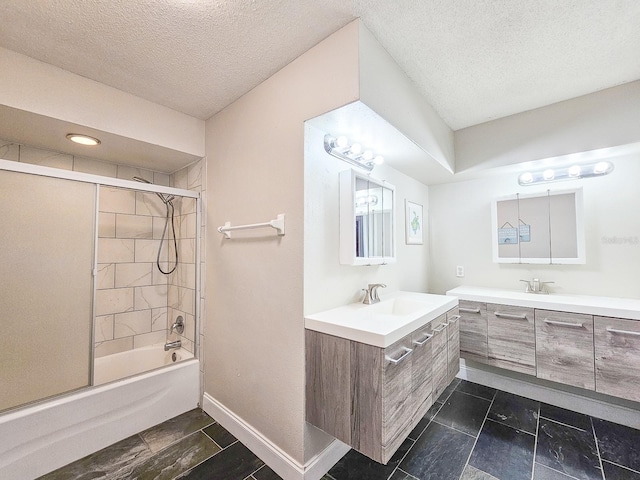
[405,200,424,245]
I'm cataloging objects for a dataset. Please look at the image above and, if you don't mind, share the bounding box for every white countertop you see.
[305,291,458,348]
[447,286,640,320]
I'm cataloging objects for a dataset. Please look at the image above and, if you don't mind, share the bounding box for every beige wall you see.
[205,21,360,465]
[304,123,430,315]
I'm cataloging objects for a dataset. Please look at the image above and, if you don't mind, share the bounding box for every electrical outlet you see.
[456,266,464,277]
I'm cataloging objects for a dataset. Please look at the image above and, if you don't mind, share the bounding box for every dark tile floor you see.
[39,380,640,480]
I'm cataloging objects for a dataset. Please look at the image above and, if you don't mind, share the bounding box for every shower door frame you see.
[0,159,202,388]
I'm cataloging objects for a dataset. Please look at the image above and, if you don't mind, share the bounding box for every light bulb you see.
[66,133,101,146]
[594,161,610,174]
[519,172,533,184]
[362,150,374,161]
[373,155,384,165]
[336,136,348,148]
[543,169,555,180]
[350,143,362,155]
[568,165,581,177]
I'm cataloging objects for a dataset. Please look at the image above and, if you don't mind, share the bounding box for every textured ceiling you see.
[1,1,639,129]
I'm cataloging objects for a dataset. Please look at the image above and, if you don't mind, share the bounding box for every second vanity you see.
[447,286,640,403]
[305,291,459,464]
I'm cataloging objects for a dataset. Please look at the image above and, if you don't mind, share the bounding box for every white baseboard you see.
[458,360,640,429]
[202,393,349,480]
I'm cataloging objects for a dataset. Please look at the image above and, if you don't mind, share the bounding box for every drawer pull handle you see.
[606,327,640,337]
[413,333,433,346]
[433,323,449,332]
[448,315,461,323]
[386,347,413,364]
[460,307,481,314]
[544,319,584,328]
[494,312,527,320]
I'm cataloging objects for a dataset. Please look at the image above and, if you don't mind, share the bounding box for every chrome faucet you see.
[170,315,185,335]
[164,340,182,351]
[520,278,554,294]
[362,283,387,304]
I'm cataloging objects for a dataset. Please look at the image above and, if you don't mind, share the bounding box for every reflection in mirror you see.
[341,169,396,265]
[492,188,584,264]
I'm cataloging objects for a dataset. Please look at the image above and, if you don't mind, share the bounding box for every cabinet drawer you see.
[458,300,488,362]
[487,304,535,375]
[595,316,640,402]
[432,341,449,400]
[535,310,594,390]
[447,311,460,382]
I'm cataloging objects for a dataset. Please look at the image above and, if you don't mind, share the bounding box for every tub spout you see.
[164,340,181,351]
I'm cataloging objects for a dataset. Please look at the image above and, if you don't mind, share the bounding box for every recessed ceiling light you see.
[66,133,101,146]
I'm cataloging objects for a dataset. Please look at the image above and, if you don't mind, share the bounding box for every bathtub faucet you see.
[164,340,182,351]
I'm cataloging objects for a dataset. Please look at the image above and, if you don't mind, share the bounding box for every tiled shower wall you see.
[0,138,205,359]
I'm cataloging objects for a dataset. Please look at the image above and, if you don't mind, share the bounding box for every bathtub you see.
[0,346,199,480]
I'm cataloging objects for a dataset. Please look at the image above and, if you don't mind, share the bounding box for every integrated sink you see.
[305,291,458,347]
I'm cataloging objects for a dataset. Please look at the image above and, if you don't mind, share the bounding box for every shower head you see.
[132,176,174,205]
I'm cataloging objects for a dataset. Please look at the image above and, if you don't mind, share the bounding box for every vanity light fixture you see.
[66,133,101,146]
[518,161,614,186]
[324,134,384,171]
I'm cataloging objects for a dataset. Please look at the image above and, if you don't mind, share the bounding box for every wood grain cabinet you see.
[595,316,640,402]
[487,303,536,375]
[458,300,488,362]
[447,308,461,383]
[535,309,594,390]
[306,307,458,464]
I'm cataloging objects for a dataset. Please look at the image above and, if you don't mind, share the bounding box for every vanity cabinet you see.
[535,310,594,390]
[305,306,458,464]
[447,308,461,384]
[595,316,640,402]
[458,300,487,362]
[487,304,536,375]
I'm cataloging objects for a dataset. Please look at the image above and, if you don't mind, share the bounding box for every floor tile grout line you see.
[456,388,497,480]
[395,467,420,480]
[530,402,541,480]
[533,463,582,480]
[602,459,640,476]
[409,401,446,444]
[453,388,495,403]
[484,417,537,437]
[431,417,477,439]
[538,415,588,432]
[590,416,607,480]
[386,437,416,480]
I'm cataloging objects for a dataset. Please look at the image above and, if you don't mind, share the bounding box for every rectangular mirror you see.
[340,169,395,265]
[492,188,585,264]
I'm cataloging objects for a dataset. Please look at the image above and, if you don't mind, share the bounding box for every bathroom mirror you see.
[339,169,396,265]
[492,188,585,264]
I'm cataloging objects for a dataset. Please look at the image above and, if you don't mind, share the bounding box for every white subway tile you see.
[153,172,171,187]
[95,288,134,316]
[115,262,153,287]
[152,264,170,285]
[100,187,136,214]
[135,239,168,263]
[117,165,153,182]
[96,263,115,290]
[134,331,166,348]
[181,213,197,239]
[95,337,133,358]
[187,160,203,190]
[73,156,118,177]
[152,216,167,240]
[169,286,195,315]
[178,238,195,264]
[116,214,153,239]
[151,307,168,332]
[98,238,135,263]
[20,145,73,170]
[95,315,114,342]
[135,284,168,310]
[114,309,152,338]
[136,191,166,216]
[172,167,188,189]
[98,212,116,238]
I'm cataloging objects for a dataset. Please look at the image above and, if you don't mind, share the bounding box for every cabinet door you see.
[431,316,449,400]
[535,310,594,390]
[458,300,488,362]
[447,309,460,383]
[382,334,414,454]
[411,326,433,409]
[595,316,640,402]
[487,304,536,375]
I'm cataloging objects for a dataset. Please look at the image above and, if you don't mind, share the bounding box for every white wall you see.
[429,152,640,298]
[204,21,360,470]
[304,123,430,315]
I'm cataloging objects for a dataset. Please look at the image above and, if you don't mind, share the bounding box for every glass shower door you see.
[0,170,95,412]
